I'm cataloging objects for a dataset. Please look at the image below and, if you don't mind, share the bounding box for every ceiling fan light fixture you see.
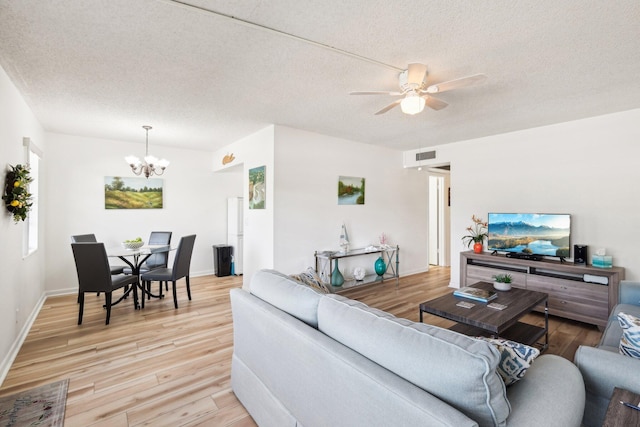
[400,92,425,115]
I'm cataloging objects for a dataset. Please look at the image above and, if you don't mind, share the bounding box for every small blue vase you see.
[331,259,344,286]
[374,257,386,276]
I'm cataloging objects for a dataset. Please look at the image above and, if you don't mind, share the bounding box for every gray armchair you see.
[574,280,640,426]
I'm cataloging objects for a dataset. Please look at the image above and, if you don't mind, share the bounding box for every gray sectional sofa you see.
[574,280,640,427]
[231,269,585,427]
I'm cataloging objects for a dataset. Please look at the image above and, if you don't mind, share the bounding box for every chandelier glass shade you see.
[125,125,169,178]
[400,91,426,115]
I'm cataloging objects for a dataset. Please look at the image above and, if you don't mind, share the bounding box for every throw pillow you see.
[477,337,540,386]
[290,268,331,294]
[618,312,640,358]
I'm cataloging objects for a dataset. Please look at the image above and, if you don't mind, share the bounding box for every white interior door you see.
[428,176,442,265]
[428,169,451,267]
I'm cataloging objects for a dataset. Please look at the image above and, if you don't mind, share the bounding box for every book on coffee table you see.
[453,286,498,303]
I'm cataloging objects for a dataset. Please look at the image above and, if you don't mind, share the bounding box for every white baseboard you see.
[0,292,47,386]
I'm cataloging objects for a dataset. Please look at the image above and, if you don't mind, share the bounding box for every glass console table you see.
[314,245,399,293]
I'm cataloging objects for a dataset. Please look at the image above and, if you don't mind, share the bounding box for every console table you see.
[315,246,399,293]
[460,251,625,328]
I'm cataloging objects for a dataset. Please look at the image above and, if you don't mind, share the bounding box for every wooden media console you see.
[460,251,625,328]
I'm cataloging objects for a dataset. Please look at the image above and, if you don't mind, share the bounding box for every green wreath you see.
[2,164,33,223]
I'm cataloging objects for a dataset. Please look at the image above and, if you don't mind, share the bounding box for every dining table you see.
[107,244,175,309]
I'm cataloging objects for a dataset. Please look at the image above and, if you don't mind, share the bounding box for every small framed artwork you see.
[104,176,163,209]
[338,176,365,205]
[249,166,266,209]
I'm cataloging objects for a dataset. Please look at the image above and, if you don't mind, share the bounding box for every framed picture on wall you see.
[104,176,163,209]
[249,166,266,209]
[338,176,365,205]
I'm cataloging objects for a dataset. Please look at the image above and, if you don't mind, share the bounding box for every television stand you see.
[505,252,543,261]
[460,251,625,328]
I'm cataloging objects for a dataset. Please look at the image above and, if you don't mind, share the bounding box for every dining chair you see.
[71,233,126,302]
[141,234,196,309]
[71,242,139,325]
[123,231,172,276]
[71,234,125,275]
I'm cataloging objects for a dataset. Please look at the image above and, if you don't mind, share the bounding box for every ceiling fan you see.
[350,63,487,115]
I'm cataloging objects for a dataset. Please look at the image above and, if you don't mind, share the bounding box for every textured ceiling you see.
[1,0,639,152]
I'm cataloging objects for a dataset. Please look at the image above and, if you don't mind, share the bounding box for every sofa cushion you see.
[249,269,322,328]
[618,312,640,358]
[599,304,640,351]
[317,294,510,427]
[477,337,540,386]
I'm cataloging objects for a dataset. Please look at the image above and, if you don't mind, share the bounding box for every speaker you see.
[574,244,588,265]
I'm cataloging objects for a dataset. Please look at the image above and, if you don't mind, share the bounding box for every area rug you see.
[0,379,68,427]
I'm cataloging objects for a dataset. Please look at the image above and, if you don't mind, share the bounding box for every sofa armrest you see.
[574,345,640,399]
[574,345,640,427]
[506,354,584,427]
[619,280,640,305]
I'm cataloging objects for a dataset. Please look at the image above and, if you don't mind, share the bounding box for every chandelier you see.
[125,125,169,178]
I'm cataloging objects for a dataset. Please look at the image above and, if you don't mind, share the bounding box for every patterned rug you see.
[0,379,68,427]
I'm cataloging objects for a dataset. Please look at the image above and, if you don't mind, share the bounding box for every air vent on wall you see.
[416,150,436,161]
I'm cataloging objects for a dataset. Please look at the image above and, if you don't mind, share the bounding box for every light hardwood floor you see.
[0,268,602,426]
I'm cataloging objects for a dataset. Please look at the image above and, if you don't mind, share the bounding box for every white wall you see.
[273,126,429,279]
[0,66,46,381]
[213,126,275,288]
[44,132,236,293]
[408,108,640,285]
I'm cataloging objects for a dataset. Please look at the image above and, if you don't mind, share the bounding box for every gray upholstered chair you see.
[71,233,126,302]
[574,280,640,426]
[71,242,139,325]
[123,231,172,276]
[71,234,125,275]
[141,234,196,309]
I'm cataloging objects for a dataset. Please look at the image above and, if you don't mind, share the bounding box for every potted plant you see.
[462,215,488,253]
[492,273,513,291]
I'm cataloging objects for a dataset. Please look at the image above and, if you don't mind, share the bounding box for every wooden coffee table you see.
[419,281,549,349]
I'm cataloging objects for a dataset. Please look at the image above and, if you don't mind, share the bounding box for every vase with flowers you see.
[462,214,488,253]
[2,164,33,223]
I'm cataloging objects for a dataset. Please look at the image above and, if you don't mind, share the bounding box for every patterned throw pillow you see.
[290,268,331,294]
[618,312,640,358]
[477,337,540,386]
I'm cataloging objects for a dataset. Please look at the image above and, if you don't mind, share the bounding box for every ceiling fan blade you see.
[424,73,487,94]
[350,91,403,96]
[374,99,402,115]
[406,63,428,86]
[423,95,448,111]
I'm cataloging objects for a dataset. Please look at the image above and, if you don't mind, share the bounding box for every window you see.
[23,137,42,258]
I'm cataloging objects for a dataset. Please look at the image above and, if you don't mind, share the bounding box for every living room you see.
[1,1,640,425]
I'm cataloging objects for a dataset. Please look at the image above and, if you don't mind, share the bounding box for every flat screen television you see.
[487,213,571,259]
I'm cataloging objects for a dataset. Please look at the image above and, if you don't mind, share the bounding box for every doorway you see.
[428,167,451,266]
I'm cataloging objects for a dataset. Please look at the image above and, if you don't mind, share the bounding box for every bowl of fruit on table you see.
[122,237,144,250]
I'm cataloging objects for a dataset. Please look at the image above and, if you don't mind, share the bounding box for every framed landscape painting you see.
[338,176,365,205]
[104,176,163,209]
[249,166,266,209]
